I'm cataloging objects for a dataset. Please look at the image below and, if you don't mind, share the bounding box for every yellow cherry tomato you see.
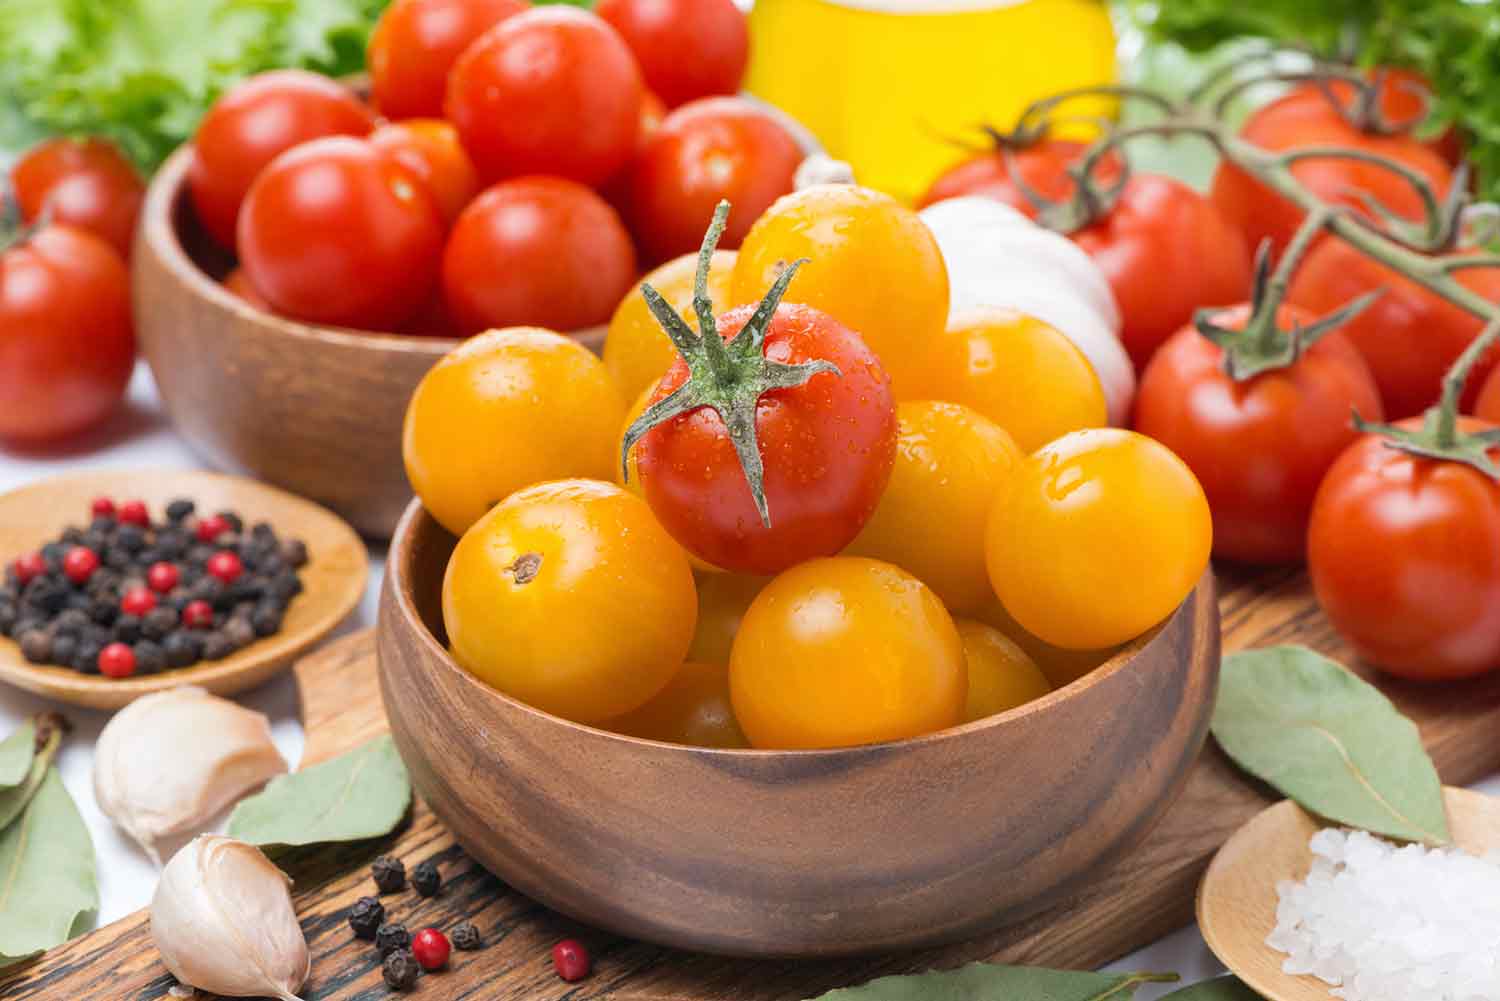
[954,619,1051,722]
[603,250,736,403]
[443,479,696,724]
[845,400,1021,615]
[730,556,966,749]
[985,429,1211,650]
[731,185,948,396]
[975,597,1119,689]
[906,308,1107,453]
[605,661,748,749]
[687,571,767,665]
[404,327,625,536]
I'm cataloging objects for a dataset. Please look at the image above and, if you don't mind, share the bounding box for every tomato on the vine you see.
[729,557,966,749]
[238,137,444,330]
[605,250,737,404]
[189,70,376,249]
[445,7,642,186]
[11,138,144,259]
[1210,86,1453,260]
[1071,174,1252,371]
[369,120,480,226]
[596,0,748,109]
[368,0,530,119]
[986,428,1211,650]
[1309,417,1500,682]
[1134,304,1383,565]
[625,97,802,265]
[0,222,134,443]
[443,177,637,335]
[916,136,1123,215]
[1288,240,1500,420]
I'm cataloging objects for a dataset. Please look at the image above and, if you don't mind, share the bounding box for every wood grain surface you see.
[8,567,1500,1000]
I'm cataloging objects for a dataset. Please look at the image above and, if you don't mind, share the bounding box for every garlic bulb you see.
[152,836,310,1001]
[95,686,288,863]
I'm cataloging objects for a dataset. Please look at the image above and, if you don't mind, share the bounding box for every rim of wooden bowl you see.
[385,496,1215,758]
[0,469,368,711]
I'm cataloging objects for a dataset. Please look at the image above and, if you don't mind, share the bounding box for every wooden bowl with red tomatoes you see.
[376,495,1221,957]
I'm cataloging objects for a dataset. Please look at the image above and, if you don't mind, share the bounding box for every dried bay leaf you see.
[806,964,1178,1001]
[0,720,35,789]
[227,734,410,848]
[1159,977,1262,1000]
[1213,645,1449,845]
[0,714,66,832]
[0,768,98,967]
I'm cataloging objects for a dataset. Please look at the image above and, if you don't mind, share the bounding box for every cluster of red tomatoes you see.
[1,138,144,444]
[197,0,803,338]
[925,70,1500,684]
[406,184,1213,751]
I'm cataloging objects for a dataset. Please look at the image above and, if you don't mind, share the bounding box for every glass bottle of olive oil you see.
[745,0,1117,204]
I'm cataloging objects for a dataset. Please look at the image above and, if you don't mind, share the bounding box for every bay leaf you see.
[1212,645,1449,844]
[0,767,98,968]
[0,720,34,789]
[227,734,411,848]
[806,964,1178,1001]
[1159,977,1261,1000]
[0,715,65,831]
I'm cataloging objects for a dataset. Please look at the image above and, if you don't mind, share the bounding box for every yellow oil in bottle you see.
[746,0,1117,204]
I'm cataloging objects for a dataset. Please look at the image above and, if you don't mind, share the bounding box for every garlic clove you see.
[151,835,310,1001]
[94,686,288,864]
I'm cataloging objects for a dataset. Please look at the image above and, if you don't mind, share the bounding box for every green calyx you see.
[619,200,840,528]
[1354,316,1500,478]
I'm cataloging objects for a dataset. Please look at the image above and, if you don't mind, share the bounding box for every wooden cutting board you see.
[8,567,1500,1001]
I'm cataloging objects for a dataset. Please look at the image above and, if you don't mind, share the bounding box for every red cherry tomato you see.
[238,137,444,330]
[595,0,748,108]
[916,137,1124,215]
[368,0,530,119]
[11,138,144,259]
[1288,240,1500,420]
[637,303,898,576]
[445,7,642,186]
[189,70,376,249]
[1071,174,1252,371]
[625,97,802,264]
[369,119,480,225]
[1134,305,1383,565]
[223,268,271,311]
[442,177,636,334]
[1210,86,1453,260]
[0,223,134,444]
[1309,418,1500,681]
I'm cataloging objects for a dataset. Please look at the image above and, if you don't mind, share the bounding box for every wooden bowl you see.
[132,147,605,539]
[376,500,1221,957]
[0,469,367,711]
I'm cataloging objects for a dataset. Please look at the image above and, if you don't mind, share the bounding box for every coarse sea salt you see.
[1267,828,1500,1001]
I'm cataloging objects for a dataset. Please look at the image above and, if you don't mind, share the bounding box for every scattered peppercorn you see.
[382,950,420,991]
[411,928,450,971]
[552,939,591,982]
[451,923,483,951]
[348,896,385,940]
[371,855,406,894]
[411,860,441,898]
[376,923,412,958]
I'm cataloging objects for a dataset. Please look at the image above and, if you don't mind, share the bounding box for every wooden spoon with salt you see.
[1197,786,1500,1001]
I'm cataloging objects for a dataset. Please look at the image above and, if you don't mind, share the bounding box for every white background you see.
[1,365,1495,997]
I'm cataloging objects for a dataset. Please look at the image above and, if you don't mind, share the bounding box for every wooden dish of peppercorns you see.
[0,469,367,710]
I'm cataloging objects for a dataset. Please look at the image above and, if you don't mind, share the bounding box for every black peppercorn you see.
[113,614,142,644]
[202,633,233,661]
[376,924,412,958]
[382,950,420,991]
[88,594,119,626]
[251,605,282,637]
[51,634,77,667]
[370,855,405,894]
[166,499,195,523]
[281,539,309,569]
[29,580,69,615]
[73,640,103,674]
[12,616,44,639]
[156,530,188,560]
[103,547,133,572]
[348,896,385,940]
[451,922,482,951]
[162,631,199,668]
[41,542,67,565]
[134,640,166,675]
[0,602,16,636]
[115,525,146,552]
[141,606,179,641]
[20,630,51,664]
[223,618,255,651]
[187,545,215,567]
[218,511,244,534]
[411,860,441,898]
[59,527,83,545]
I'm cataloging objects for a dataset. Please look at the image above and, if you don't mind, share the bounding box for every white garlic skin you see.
[94,686,288,863]
[151,836,310,1001]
